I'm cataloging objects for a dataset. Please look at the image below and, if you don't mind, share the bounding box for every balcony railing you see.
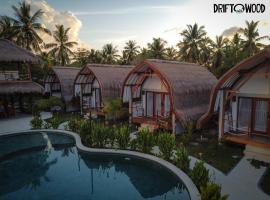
[0,71,31,81]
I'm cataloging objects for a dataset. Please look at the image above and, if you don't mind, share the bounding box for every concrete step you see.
[244,144,270,162]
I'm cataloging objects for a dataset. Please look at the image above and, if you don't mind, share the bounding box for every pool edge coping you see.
[0,129,201,200]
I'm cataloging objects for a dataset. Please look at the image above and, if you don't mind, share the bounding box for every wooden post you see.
[172,112,176,134]
[218,90,225,139]
[129,96,132,127]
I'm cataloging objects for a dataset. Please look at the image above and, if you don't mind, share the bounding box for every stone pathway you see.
[0,112,52,134]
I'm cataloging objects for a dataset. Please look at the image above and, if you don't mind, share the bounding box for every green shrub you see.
[34,96,64,113]
[64,117,81,132]
[103,98,129,121]
[173,147,190,174]
[157,132,176,160]
[91,123,110,148]
[179,122,193,146]
[30,115,43,129]
[115,125,130,149]
[136,128,155,153]
[190,160,209,190]
[200,182,228,200]
[45,116,62,129]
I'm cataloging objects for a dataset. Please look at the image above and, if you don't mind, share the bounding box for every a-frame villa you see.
[0,39,43,117]
[197,49,270,148]
[122,59,217,133]
[44,66,80,111]
[74,64,133,115]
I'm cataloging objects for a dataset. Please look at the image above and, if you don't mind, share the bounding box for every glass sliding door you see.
[146,92,154,117]
[237,98,252,132]
[155,93,162,117]
[253,99,269,134]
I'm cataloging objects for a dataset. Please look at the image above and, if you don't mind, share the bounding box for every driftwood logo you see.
[214,4,265,13]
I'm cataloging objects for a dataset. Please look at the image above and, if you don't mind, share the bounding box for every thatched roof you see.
[80,64,133,100]
[197,48,270,129]
[46,66,80,103]
[0,81,43,94]
[0,39,40,64]
[124,59,217,126]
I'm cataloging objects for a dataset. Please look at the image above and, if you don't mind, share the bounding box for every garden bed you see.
[176,131,244,174]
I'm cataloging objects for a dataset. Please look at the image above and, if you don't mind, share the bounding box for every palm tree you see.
[165,46,178,60]
[199,37,212,67]
[88,49,103,64]
[240,20,268,56]
[178,23,207,63]
[74,48,90,67]
[0,16,18,41]
[46,24,78,66]
[147,37,167,59]
[122,40,140,64]
[11,1,51,52]
[101,43,119,64]
[39,51,53,74]
[211,36,228,68]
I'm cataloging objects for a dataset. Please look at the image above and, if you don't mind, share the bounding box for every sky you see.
[0,0,269,50]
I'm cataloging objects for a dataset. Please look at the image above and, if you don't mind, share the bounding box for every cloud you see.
[221,26,241,37]
[73,6,180,16]
[25,0,84,49]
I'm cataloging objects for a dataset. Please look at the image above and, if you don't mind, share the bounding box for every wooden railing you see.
[0,71,30,81]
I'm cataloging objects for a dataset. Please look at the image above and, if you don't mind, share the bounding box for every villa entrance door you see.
[252,99,270,135]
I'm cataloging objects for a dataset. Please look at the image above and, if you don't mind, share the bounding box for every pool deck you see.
[0,112,52,134]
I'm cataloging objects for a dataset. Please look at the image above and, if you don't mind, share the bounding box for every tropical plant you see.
[45,115,61,129]
[103,98,129,122]
[73,48,90,67]
[115,125,130,149]
[91,123,110,148]
[30,115,43,129]
[147,37,167,59]
[33,96,64,113]
[240,20,268,56]
[101,43,119,64]
[173,147,190,174]
[200,182,229,200]
[46,24,78,65]
[157,132,176,160]
[0,16,18,41]
[134,47,150,63]
[122,40,140,64]
[199,37,212,66]
[211,36,228,69]
[39,51,53,74]
[189,160,209,190]
[64,116,82,132]
[88,49,103,63]
[179,122,193,146]
[136,128,155,153]
[11,1,51,52]
[165,46,178,60]
[178,23,207,63]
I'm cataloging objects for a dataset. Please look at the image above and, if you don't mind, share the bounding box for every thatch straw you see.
[0,39,40,64]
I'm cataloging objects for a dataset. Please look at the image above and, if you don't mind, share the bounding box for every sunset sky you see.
[1,0,269,50]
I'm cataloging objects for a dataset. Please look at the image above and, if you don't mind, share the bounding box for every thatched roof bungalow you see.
[122,59,217,133]
[74,64,133,115]
[44,66,80,112]
[0,39,43,116]
[197,49,270,148]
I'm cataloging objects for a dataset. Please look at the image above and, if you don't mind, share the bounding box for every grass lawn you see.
[176,131,244,174]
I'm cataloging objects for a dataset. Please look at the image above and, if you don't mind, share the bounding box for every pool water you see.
[0,132,190,200]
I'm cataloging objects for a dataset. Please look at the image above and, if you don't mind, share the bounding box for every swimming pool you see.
[0,131,198,200]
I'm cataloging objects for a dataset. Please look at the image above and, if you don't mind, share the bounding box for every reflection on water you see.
[0,133,190,200]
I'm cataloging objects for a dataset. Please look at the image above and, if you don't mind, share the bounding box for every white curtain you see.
[254,100,268,132]
[155,94,161,117]
[74,84,81,97]
[146,92,153,117]
[164,94,170,117]
[237,98,252,132]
